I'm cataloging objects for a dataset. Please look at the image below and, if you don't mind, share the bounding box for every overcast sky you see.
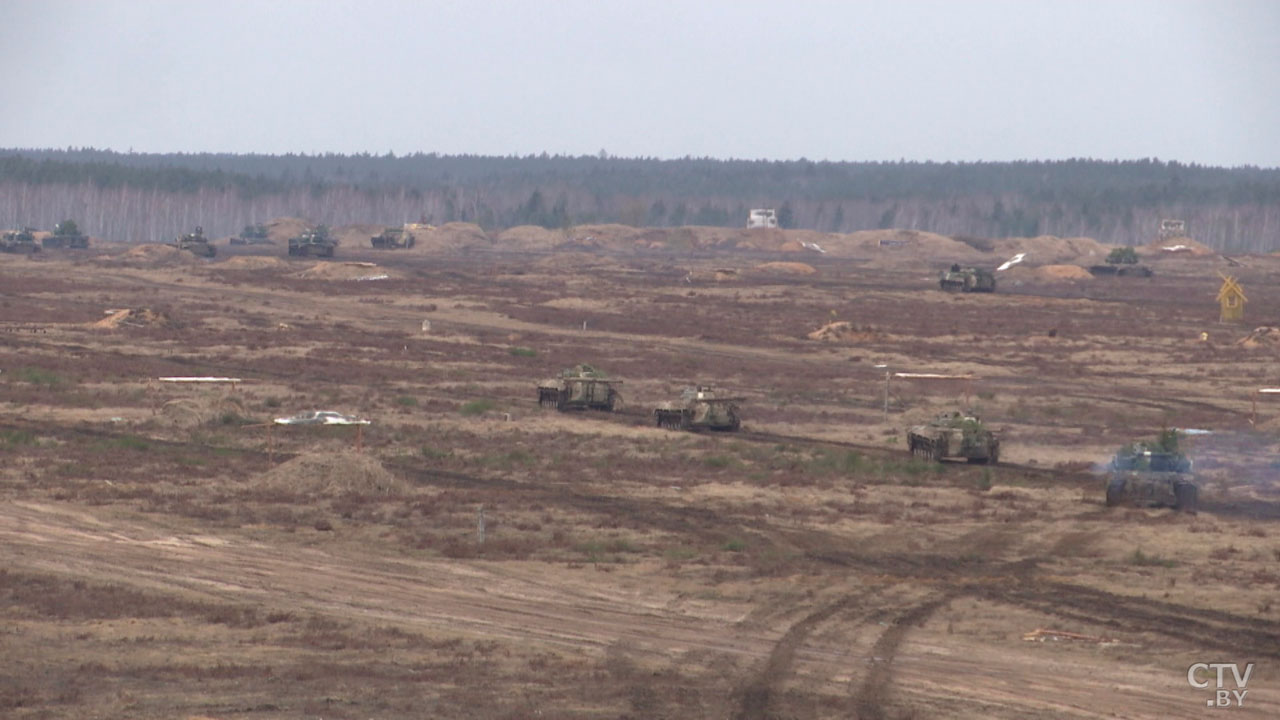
[1,0,1277,166]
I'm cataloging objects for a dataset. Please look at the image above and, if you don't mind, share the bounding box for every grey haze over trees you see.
[0,1,1277,167]
[1,151,1279,251]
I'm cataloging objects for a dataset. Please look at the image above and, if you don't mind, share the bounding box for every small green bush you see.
[508,347,537,358]
[13,367,66,387]
[459,399,495,416]
[1129,548,1177,567]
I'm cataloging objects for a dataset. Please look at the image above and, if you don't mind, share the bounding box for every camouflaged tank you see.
[1103,430,1198,512]
[655,386,742,431]
[938,264,996,292]
[0,227,40,254]
[171,226,216,257]
[537,364,621,412]
[907,411,999,463]
[230,224,272,245]
[42,220,88,249]
[371,226,416,249]
[288,225,337,258]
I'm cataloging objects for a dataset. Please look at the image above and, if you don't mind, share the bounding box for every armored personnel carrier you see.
[538,364,621,412]
[171,226,216,257]
[939,265,996,292]
[288,226,337,258]
[907,411,999,463]
[1103,430,1198,512]
[371,226,415,249]
[0,227,40,254]
[229,224,272,245]
[655,386,742,431]
[42,220,88,249]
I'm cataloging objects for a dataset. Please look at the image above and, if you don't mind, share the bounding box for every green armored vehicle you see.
[230,224,273,245]
[288,225,337,258]
[171,226,216,257]
[655,386,742,431]
[538,364,621,412]
[1089,246,1152,277]
[1104,430,1198,512]
[939,264,996,292]
[907,411,1000,463]
[42,220,88,249]
[371,226,415,249]
[0,227,40,254]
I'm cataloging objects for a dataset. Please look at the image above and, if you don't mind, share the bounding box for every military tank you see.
[171,226,216,257]
[288,225,337,258]
[371,226,415,249]
[655,386,742,431]
[0,227,40,254]
[537,364,621,412]
[229,224,273,245]
[1089,246,1152,277]
[42,220,88,249]
[1103,430,1198,512]
[939,265,996,292]
[907,411,1000,463]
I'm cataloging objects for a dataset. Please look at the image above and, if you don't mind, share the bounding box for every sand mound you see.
[259,451,405,496]
[497,225,566,251]
[808,321,879,343]
[1035,264,1094,281]
[219,256,288,270]
[332,223,385,249]
[1237,327,1280,349]
[753,261,816,275]
[106,244,196,266]
[405,222,491,253]
[992,236,1111,265]
[1142,236,1215,256]
[294,261,402,281]
[566,224,641,247]
[844,229,986,260]
[265,217,311,243]
[633,227,698,250]
[91,307,173,330]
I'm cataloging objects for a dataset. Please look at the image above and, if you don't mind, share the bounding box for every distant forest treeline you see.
[2,149,1279,251]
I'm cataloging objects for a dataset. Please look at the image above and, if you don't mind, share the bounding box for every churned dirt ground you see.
[1,229,1279,719]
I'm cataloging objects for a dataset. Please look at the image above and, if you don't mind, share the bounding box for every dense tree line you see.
[1,149,1278,250]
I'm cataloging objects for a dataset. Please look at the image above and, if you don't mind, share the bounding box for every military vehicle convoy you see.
[939,265,996,292]
[1103,430,1198,512]
[42,220,88,249]
[907,411,1000,463]
[655,386,742,431]
[371,226,415,249]
[288,226,337,258]
[229,224,272,245]
[171,226,216,257]
[538,365,621,412]
[0,227,40,254]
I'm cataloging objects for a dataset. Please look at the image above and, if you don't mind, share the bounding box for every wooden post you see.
[477,505,485,546]
[883,370,890,418]
[355,424,364,454]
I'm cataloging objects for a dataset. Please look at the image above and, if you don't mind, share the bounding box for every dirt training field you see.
[1,231,1278,719]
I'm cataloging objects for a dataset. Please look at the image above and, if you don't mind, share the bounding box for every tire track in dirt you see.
[851,593,956,720]
[730,592,874,720]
